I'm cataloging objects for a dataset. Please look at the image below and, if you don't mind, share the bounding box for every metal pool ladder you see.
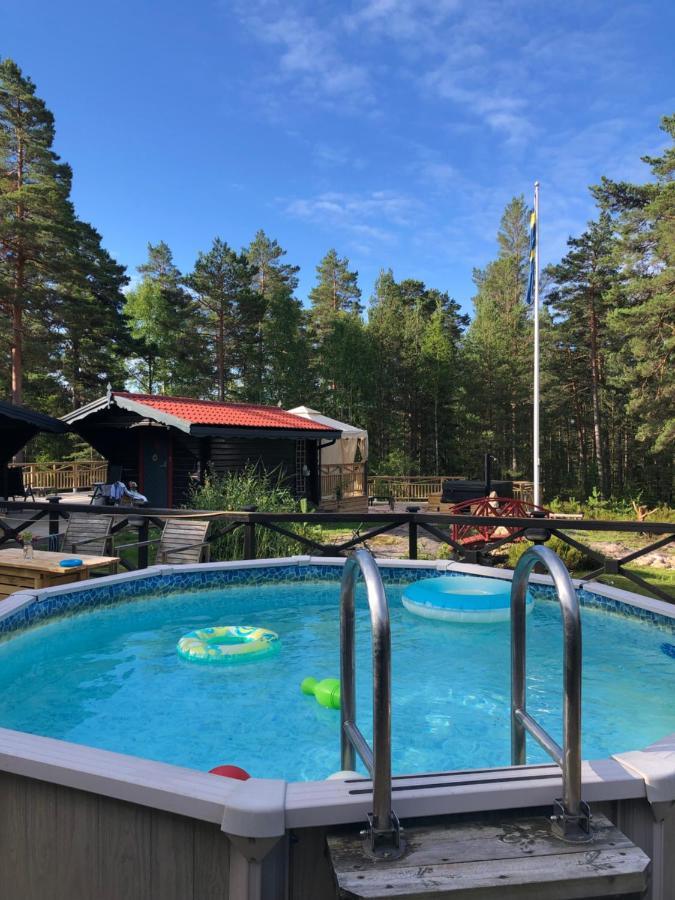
[511,544,592,842]
[340,548,403,858]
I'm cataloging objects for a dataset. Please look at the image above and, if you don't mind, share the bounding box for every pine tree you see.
[247,230,299,299]
[308,249,365,415]
[245,230,310,405]
[260,283,312,405]
[367,271,466,472]
[545,214,620,496]
[463,197,531,477]
[592,116,675,459]
[55,220,130,408]
[0,58,76,405]
[186,238,258,400]
[125,242,208,395]
[308,249,362,339]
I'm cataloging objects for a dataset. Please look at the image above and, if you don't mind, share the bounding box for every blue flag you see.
[525,209,536,305]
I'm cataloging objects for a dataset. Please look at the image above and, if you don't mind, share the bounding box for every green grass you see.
[111,525,162,569]
[584,566,675,601]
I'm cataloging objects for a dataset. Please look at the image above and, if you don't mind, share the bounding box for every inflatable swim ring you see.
[177,625,278,663]
[402,575,533,623]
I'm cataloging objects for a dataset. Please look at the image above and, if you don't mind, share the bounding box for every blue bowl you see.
[59,558,83,568]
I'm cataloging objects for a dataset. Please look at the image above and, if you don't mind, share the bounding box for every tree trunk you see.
[11,258,24,462]
[218,310,225,401]
[11,278,23,406]
[11,129,25,409]
[589,300,607,495]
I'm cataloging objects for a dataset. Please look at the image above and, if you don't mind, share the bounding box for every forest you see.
[1,59,673,503]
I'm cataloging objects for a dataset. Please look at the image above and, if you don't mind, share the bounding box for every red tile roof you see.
[113,393,336,432]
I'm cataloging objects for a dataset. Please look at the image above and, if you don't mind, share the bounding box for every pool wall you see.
[1,555,675,899]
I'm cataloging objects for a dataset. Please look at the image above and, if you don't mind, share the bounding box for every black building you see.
[63,391,341,507]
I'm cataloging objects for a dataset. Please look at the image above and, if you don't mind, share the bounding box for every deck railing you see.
[1,499,673,604]
[320,463,366,499]
[367,475,461,501]
[367,476,535,503]
[8,461,108,493]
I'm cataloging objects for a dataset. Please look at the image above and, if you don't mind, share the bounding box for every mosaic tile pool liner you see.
[0,561,673,640]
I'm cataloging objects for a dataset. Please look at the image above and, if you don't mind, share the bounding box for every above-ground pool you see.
[0,562,674,782]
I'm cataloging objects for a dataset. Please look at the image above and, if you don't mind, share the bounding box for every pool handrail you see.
[511,544,592,842]
[340,548,403,858]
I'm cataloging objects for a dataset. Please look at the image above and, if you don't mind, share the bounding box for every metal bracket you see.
[365,811,405,860]
[551,799,593,843]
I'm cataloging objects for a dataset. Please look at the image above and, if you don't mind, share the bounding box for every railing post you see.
[47,494,61,551]
[138,518,149,569]
[244,522,257,559]
[408,518,417,560]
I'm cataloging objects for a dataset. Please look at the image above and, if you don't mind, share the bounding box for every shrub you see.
[505,536,594,572]
[547,496,582,515]
[436,542,455,561]
[188,466,322,561]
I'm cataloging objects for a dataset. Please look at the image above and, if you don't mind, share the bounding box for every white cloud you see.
[287,189,417,224]
[344,0,462,42]
[284,189,420,246]
[417,161,457,188]
[232,1,372,108]
[314,143,366,169]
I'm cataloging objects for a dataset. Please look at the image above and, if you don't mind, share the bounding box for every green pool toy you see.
[301,676,341,710]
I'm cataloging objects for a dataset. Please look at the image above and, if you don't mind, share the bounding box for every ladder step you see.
[326,811,649,899]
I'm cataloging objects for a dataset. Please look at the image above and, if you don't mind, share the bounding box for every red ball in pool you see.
[209,764,251,780]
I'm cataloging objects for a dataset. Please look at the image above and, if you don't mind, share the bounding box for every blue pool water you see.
[0,579,673,781]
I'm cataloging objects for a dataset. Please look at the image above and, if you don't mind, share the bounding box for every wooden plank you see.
[0,770,30,899]
[25,778,58,899]
[54,782,99,899]
[329,817,634,870]
[193,819,231,899]
[150,809,195,899]
[291,826,339,900]
[331,849,649,899]
[96,795,152,900]
[327,813,650,900]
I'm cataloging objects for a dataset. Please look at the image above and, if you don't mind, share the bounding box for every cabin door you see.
[140,430,171,508]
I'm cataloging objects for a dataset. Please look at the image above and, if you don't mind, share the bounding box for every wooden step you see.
[327,812,649,900]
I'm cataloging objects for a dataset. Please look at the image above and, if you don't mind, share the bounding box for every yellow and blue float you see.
[177,625,279,664]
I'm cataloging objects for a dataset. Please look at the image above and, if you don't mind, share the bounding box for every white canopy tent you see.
[287,406,368,466]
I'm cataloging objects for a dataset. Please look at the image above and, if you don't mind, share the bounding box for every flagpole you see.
[533,181,541,507]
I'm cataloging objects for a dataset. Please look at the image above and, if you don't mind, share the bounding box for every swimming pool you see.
[0,561,673,782]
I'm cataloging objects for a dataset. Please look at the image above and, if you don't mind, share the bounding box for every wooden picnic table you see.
[0,549,119,600]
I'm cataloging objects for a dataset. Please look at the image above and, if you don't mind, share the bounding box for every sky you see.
[3,0,674,313]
